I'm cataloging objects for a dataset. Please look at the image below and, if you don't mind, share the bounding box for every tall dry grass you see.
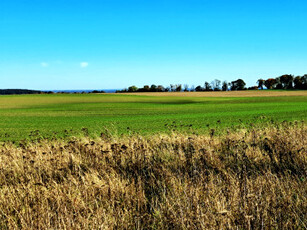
[0,122,306,229]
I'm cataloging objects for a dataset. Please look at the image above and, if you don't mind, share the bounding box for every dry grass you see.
[0,123,306,229]
[121,90,307,97]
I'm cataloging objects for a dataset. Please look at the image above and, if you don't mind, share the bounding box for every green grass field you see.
[0,93,306,141]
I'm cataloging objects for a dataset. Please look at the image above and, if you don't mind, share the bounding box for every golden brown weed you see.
[0,123,306,229]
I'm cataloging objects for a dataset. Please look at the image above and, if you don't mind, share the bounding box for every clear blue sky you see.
[1,0,306,90]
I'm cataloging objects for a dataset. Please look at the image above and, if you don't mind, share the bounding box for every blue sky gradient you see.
[1,0,306,90]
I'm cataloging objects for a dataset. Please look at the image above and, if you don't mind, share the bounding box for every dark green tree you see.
[294,76,303,89]
[143,85,150,91]
[157,85,165,92]
[274,77,283,89]
[211,79,221,91]
[150,84,157,92]
[279,74,294,89]
[195,85,203,91]
[257,79,265,90]
[302,75,307,89]
[264,78,277,89]
[128,86,138,92]
[231,79,246,90]
[175,84,182,92]
[204,82,212,91]
[222,81,228,91]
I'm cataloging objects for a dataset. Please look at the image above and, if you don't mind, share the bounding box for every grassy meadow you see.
[0,91,306,229]
[0,91,306,142]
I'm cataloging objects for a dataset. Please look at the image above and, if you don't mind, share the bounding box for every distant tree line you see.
[117,74,307,93]
[1,74,306,95]
[257,74,307,90]
[0,89,43,95]
[0,89,106,95]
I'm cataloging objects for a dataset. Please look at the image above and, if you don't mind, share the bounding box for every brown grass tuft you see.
[0,123,306,229]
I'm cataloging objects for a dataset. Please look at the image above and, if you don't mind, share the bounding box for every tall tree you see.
[279,74,294,89]
[143,85,150,92]
[264,78,277,89]
[231,79,246,90]
[302,75,307,90]
[294,76,303,89]
[274,77,283,89]
[195,85,203,91]
[222,81,228,91]
[211,79,221,91]
[257,79,265,90]
[157,85,165,92]
[175,84,182,92]
[170,84,176,92]
[150,84,157,92]
[204,82,212,91]
[128,85,138,92]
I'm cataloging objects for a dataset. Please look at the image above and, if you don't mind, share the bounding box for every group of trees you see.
[0,89,43,95]
[116,84,179,93]
[117,74,307,93]
[117,79,248,93]
[3,74,305,96]
[193,79,247,91]
[0,89,107,95]
[257,74,307,90]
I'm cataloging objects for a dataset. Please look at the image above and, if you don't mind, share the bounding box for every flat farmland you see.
[123,90,307,97]
[0,91,306,141]
[0,91,307,228]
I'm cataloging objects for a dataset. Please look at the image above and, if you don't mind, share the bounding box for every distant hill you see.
[0,89,42,95]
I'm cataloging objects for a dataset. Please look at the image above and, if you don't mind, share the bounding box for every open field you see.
[0,123,306,228]
[0,92,306,228]
[0,91,306,141]
[122,90,307,97]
